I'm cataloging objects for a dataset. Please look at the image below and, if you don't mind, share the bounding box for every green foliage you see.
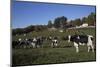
[81,12,96,26]
[87,12,96,26]
[54,16,67,28]
[82,17,87,23]
[73,18,82,26]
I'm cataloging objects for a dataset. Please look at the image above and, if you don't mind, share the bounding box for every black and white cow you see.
[30,37,37,48]
[13,37,44,48]
[18,38,30,48]
[65,35,94,53]
[51,37,58,47]
[12,38,27,48]
[35,37,44,48]
[29,37,44,48]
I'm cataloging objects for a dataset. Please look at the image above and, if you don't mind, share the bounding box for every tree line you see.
[48,12,96,28]
[13,12,96,35]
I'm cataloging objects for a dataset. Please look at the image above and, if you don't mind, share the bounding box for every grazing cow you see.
[65,35,94,53]
[51,37,58,47]
[25,37,44,48]
[17,38,31,48]
[35,37,43,48]
[12,38,33,48]
[23,38,37,48]
[12,38,23,48]
[31,37,37,48]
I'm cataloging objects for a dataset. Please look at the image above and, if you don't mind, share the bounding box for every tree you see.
[54,17,61,28]
[73,18,82,26]
[54,16,67,28]
[60,16,67,28]
[47,20,53,28]
[87,12,96,26]
[82,17,87,23]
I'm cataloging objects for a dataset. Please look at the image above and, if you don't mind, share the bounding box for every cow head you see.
[88,35,94,41]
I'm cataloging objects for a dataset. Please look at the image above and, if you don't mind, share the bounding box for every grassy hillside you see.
[12,28,96,66]
[12,28,96,40]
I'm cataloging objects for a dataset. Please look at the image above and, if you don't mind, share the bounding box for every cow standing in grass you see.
[18,38,29,48]
[65,35,94,53]
[35,37,44,48]
[51,37,58,48]
[31,37,37,48]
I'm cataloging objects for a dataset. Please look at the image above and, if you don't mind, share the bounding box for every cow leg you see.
[87,43,94,52]
[31,43,35,48]
[74,42,79,53]
[23,45,26,48]
[51,43,54,47]
[35,44,39,48]
[87,35,94,52]
[91,45,94,52]
[87,46,90,52]
[55,43,58,47]
[37,45,40,48]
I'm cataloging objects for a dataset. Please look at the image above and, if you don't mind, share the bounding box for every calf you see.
[65,35,94,53]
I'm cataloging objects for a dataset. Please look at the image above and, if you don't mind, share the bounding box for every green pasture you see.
[12,28,96,66]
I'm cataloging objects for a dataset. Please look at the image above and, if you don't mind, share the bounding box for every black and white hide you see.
[12,38,23,48]
[35,37,43,48]
[12,40,21,48]
[65,35,94,53]
[30,38,37,48]
[18,38,30,48]
[51,37,58,47]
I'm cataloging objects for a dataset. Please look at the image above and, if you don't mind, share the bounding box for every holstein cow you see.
[25,38,38,48]
[18,38,29,48]
[12,38,34,48]
[31,37,37,48]
[18,38,32,48]
[51,37,58,48]
[28,37,43,48]
[36,37,43,48]
[65,35,94,53]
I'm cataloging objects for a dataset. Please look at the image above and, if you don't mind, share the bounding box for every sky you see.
[12,1,96,28]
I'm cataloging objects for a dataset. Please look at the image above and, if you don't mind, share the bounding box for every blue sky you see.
[12,1,96,28]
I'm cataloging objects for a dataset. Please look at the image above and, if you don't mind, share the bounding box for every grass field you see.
[12,28,96,66]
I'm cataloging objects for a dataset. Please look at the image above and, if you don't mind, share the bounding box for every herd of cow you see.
[12,34,95,53]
